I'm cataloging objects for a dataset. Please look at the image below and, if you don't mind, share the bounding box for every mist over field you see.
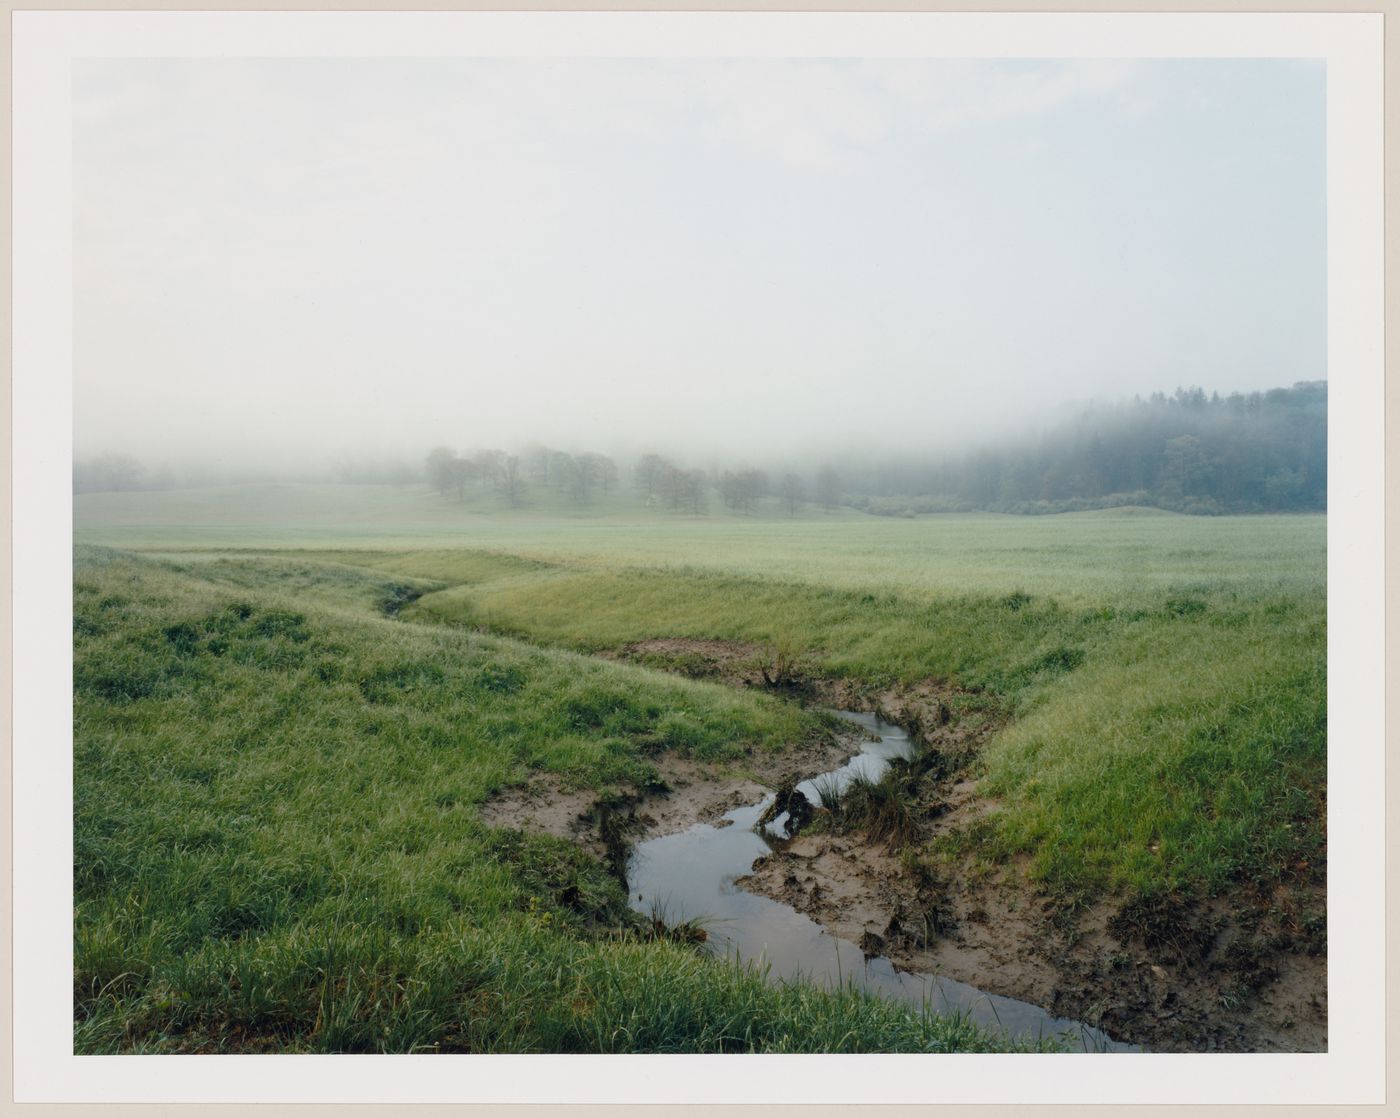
[67,48,1337,1059]
[74,57,1325,478]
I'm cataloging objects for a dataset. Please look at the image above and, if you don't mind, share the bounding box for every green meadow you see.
[75,545,1043,1053]
[72,484,1326,1052]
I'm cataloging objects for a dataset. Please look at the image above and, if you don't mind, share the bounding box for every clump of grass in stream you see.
[75,548,1034,1054]
[814,776,844,814]
[582,791,648,883]
[641,900,711,949]
[824,770,923,853]
[750,636,815,691]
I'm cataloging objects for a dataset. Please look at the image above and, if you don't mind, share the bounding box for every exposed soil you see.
[479,780,618,864]
[477,726,867,864]
[740,825,1326,1052]
[486,636,1327,1053]
[608,637,767,683]
[613,637,1000,755]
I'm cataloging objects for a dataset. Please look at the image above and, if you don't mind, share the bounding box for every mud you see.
[484,639,1326,1053]
[609,637,766,683]
[477,727,865,864]
[624,712,1133,1052]
[614,637,1004,756]
[741,831,1326,1052]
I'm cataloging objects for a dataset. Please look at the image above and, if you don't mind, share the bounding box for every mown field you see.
[73,484,1327,1052]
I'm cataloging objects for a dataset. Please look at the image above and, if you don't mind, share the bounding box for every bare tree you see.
[780,472,805,516]
[571,453,597,503]
[549,451,577,496]
[425,446,458,497]
[521,443,552,485]
[659,463,685,511]
[815,465,841,512]
[723,472,740,512]
[473,449,506,489]
[447,456,475,500]
[720,468,766,514]
[749,468,770,503]
[679,469,707,515]
[570,452,617,502]
[498,455,526,507]
[594,454,619,495]
[634,453,668,502]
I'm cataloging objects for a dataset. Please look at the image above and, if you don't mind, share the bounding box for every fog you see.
[74,57,1325,478]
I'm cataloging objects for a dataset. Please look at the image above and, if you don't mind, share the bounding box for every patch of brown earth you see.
[485,643,1325,1053]
[607,638,770,686]
[480,758,771,856]
[478,723,871,857]
[614,639,1003,758]
[1047,885,1326,1052]
[479,781,616,862]
[738,791,1327,1052]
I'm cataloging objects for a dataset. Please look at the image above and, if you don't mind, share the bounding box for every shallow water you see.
[627,711,1138,1052]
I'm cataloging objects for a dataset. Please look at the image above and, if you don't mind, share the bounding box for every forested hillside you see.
[846,383,1326,517]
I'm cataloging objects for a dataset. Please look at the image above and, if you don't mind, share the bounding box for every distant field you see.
[72,483,1327,1051]
[76,482,1324,602]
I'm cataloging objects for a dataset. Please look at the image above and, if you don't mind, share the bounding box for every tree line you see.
[424,445,620,508]
[425,445,841,517]
[841,382,1327,517]
[74,382,1326,517]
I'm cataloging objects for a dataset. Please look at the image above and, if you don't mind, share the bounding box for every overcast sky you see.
[74,57,1325,470]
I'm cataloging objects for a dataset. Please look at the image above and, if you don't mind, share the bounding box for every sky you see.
[73,57,1326,471]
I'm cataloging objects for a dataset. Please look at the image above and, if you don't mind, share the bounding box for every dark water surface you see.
[627,711,1138,1052]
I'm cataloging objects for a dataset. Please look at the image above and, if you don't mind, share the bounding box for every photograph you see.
[11,6,1384,1108]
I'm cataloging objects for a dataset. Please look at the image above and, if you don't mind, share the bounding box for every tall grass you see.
[834,771,924,852]
[73,547,1034,1053]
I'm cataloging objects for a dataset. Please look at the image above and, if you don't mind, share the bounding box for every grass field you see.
[75,544,1046,1053]
[72,483,1327,1051]
[76,482,1320,600]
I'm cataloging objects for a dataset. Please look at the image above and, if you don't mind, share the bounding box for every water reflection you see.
[627,711,1138,1052]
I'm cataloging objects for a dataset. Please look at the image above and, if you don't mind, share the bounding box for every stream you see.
[626,711,1138,1052]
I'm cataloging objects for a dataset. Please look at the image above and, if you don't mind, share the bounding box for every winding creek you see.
[627,711,1139,1053]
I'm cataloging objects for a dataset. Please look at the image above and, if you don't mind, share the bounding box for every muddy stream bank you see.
[625,711,1134,1052]
[478,637,1325,1052]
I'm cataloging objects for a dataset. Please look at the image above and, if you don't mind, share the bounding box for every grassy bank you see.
[74,546,1035,1053]
[385,543,1324,902]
